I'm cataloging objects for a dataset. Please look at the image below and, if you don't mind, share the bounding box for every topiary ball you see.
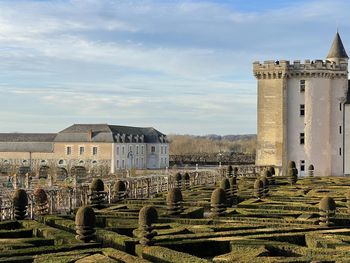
[139,206,158,227]
[211,188,226,205]
[261,176,268,187]
[13,189,28,208]
[220,178,230,190]
[229,177,237,188]
[75,206,96,227]
[254,179,264,190]
[183,173,190,181]
[175,172,182,181]
[114,180,126,192]
[263,170,272,178]
[33,188,48,204]
[319,197,336,211]
[90,178,104,192]
[166,188,183,204]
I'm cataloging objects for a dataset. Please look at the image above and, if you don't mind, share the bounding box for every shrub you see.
[166,188,184,216]
[319,196,336,227]
[210,188,226,217]
[33,188,48,215]
[75,205,96,243]
[254,179,264,200]
[13,189,28,220]
[136,206,158,246]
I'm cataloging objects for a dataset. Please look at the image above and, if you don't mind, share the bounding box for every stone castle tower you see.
[253,32,349,176]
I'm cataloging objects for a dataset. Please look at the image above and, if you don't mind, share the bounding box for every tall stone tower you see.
[253,32,349,176]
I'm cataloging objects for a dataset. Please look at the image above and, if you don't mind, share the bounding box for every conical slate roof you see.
[327,32,348,59]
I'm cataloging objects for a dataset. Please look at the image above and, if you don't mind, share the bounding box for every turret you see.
[326,31,348,65]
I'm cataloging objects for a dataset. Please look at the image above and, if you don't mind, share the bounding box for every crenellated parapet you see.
[253,59,348,79]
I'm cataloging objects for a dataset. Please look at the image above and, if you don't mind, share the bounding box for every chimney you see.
[87,130,93,141]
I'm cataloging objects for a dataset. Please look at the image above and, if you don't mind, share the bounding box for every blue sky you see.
[0,0,348,135]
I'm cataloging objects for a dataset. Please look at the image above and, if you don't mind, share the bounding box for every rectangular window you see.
[300,133,305,144]
[117,160,120,168]
[300,80,305,92]
[79,146,84,155]
[122,147,125,155]
[300,160,305,171]
[340,126,342,134]
[164,146,167,154]
[340,147,342,156]
[340,103,342,111]
[141,158,144,167]
[165,158,167,165]
[117,147,119,155]
[92,147,98,155]
[141,146,144,154]
[300,104,305,116]
[161,146,163,154]
[122,160,125,168]
[136,158,139,166]
[66,146,72,155]
[136,146,139,155]
[151,146,155,153]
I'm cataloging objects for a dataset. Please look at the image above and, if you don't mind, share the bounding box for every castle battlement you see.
[253,59,348,79]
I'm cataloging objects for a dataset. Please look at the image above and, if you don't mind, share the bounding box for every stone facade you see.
[0,124,169,175]
[254,32,350,176]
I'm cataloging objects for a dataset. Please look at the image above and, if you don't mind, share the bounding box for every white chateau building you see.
[0,124,169,175]
[253,32,350,176]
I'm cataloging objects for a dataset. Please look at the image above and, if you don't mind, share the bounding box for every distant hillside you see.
[168,134,256,155]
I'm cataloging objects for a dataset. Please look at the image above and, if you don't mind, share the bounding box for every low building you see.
[0,124,169,176]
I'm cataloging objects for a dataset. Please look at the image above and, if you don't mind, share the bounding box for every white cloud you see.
[0,0,348,134]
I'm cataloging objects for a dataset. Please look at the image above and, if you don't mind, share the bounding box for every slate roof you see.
[327,32,349,59]
[0,133,57,142]
[54,124,166,143]
[0,124,166,150]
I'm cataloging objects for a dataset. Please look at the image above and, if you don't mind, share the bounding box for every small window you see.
[164,146,167,154]
[122,160,125,168]
[340,126,342,134]
[340,147,342,156]
[151,146,156,153]
[300,133,305,144]
[66,146,72,155]
[141,146,144,154]
[117,160,120,168]
[79,146,84,155]
[136,146,139,155]
[300,80,305,92]
[92,147,98,155]
[117,147,119,155]
[300,160,305,171]
[122,146,125,155]
[300,104,305,116]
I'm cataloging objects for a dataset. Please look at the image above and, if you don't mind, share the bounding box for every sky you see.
[0,0,349,135]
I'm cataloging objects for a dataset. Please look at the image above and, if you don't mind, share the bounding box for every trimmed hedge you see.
[136,245,209,263]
